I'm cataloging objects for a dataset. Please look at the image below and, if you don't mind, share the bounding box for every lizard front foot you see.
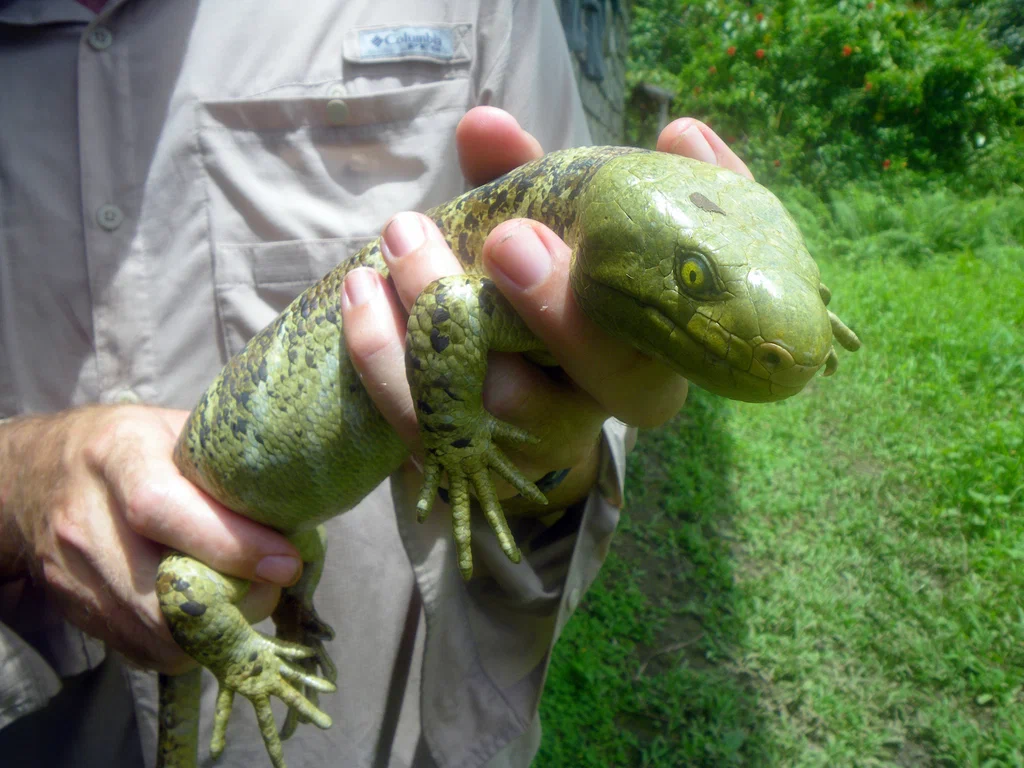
[415,414,548,579]
[406,274,553,579]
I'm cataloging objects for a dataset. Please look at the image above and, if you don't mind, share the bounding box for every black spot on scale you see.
[234,389,250,408]
[537,468,572,491]
[443,388,462,401]
[305,351,316,368]
[249,651,258,661]
[231,417,248,439]
[257,360,268,382]
[451,437,472,448]
[689,192,727,216]
[179,600,207,617]
[432,307,450,325]
[487,186,509,216]
[288,348,299,364]
[406,349,423,370]
[430,328,450,353]
[325,306,338,325]
[458,231,469,260]
[417,399,434,415]
[251,663,263,676]
[435,422,457,432]
[173,578,190,592]
[432,374,452,388]
[198,419,211,450]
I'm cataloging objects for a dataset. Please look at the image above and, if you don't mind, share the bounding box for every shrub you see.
[628,0,1024,196]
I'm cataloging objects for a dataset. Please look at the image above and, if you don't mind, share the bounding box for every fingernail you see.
[343,269,379,308]
[670,122,717,166]
[382,212,425,259]
[256,555,301,585]
[491,223,552,290]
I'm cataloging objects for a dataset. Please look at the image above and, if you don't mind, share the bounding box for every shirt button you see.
[326,99,349,125]
[87,26,114,51]
[112,388,141,405]
[96,203,124,231]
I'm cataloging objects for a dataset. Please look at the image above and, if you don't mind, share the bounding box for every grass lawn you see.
[538,185,1024,767]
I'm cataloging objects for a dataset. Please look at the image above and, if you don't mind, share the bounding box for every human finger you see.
[379,212,464,311]
[482,219,688,428]
[456,106,544,186]
[341,267,420,449]
[657,117,754,179]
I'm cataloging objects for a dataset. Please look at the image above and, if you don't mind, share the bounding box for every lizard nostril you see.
[755,342,794,371]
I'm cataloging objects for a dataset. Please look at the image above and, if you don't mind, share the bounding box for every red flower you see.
[882,159,892,170]
[865,81,873,91]
[694,85,703,95]
[842,45,853,57]
[756,12,765,22]
[867,1,875,8]
[773,159,781,167]
[755,48,766,59]
[727,45,737,56]
[709,65,717,74]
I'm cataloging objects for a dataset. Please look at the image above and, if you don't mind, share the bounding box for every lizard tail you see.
[157,669,202,768]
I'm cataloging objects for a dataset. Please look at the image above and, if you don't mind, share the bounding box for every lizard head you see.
[572,150,860,403]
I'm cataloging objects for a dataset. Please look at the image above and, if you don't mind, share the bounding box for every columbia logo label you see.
[358,26,457,61]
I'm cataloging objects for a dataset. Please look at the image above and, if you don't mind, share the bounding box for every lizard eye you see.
[678,253,714,295]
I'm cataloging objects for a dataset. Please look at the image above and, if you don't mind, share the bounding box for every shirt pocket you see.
[196,76,471,354]
[211,237,370,358]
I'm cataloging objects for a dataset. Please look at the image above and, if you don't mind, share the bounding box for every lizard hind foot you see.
[271,595,338,742]
[207,632,335,768]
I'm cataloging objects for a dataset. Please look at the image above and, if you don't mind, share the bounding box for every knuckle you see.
[345,322,398,365]
[50,509,89,554]
[122,481,169,533]
[80,411,137,469]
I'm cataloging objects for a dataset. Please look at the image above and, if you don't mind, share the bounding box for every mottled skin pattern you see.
[156,147,861,768]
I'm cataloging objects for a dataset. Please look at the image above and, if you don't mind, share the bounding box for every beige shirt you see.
[0,1,629,766]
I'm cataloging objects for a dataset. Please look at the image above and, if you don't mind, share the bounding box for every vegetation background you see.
[539,1,1024,765]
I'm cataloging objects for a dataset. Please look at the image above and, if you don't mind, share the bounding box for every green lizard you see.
[155,146,861,767]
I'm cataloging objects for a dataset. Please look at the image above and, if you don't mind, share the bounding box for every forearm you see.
[0,413,56,580]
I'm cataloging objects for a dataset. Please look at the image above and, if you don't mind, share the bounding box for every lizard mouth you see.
[640,299,827,402]
[575,278,829,403]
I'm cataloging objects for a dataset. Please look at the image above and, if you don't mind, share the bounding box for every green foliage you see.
[992,0,1024,65]
[628,0,1024,196]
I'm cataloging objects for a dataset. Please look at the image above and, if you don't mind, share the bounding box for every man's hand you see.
[0,407,299,672]
[342,110,752,512]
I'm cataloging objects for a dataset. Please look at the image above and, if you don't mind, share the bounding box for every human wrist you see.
[0,408,101,581]
[0,414,45,579]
